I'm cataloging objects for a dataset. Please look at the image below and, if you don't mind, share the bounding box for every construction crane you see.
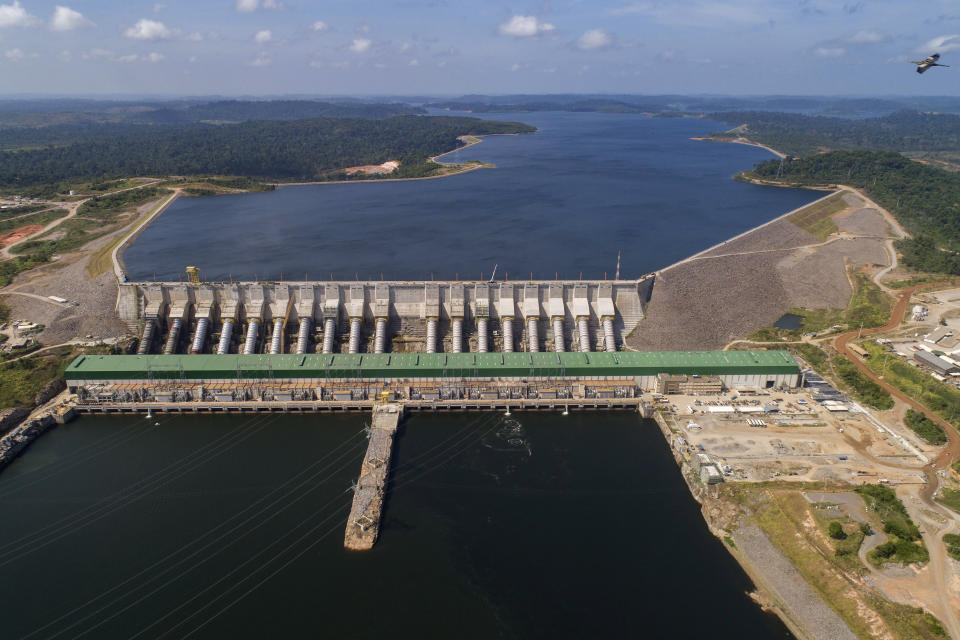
[185,266,200,284]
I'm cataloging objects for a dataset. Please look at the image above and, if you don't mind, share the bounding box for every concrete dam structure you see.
[118,278,655,357]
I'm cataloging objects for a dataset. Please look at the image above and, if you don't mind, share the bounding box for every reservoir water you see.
[123,111,820,281]
[0,413,793,638]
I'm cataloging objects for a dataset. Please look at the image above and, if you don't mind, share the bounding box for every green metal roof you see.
[65,350,798,381]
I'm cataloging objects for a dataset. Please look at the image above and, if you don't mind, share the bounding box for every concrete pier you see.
[344,403,403,551]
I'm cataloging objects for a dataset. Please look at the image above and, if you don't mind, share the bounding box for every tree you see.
[829,521,847,540]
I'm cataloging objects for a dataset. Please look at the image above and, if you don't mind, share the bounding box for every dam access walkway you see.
[344,403,402,551]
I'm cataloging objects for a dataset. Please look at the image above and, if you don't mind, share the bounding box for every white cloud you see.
[5,47,24,61]
[814,46,845,57]
[236,0,281,11]
[498,15,555,37]
[124,18,172,40]
[576,28,612,50]
[846,29,884,44]
[50,6,93,32]
[145,51,164,63]
[920,34,960,53]
[83,48,114,60]
[510,62,523,71]
[311,20,328,32]
[250,52,270,66]
[57,49,71,61]
[117,53,138,63]
[254,29,271,43]
[0,1,37,28]
[186,31,203,41]
[349,38,371,53]
[608,1,776,27]
[153,3,166,13]
[188,55,196,63]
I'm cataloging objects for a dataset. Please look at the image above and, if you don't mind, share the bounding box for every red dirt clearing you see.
[0,224,44,247]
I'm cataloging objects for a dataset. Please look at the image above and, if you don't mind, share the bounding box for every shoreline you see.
[691,135,787,159]
[110,189,182,281]
[272,133,508,188]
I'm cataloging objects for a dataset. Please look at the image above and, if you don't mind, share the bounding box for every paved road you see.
[0,291,71,307]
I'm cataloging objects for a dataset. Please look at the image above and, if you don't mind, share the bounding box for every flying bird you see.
[910,53,949,74]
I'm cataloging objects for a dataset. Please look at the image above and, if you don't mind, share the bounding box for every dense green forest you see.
[710,110,960,157]
[430,94,960,116]
[0,100,423,134]
[0,116,535,192]
[747,150,960,274]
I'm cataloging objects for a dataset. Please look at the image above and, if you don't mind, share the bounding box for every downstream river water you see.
[5,112,821,638]
[124,111,819,281]
[0,413,793,639]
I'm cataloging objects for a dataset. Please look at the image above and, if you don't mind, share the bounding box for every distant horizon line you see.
[1,92,959,101]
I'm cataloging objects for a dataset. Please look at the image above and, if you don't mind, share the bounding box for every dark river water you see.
[123,111,819,281]
[0,413,792,639]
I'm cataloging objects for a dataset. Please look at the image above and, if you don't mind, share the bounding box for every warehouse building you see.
[914,350,960,376]
[64,350,801,405]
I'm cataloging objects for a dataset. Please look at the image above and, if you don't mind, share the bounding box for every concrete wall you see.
[119,278,654,344]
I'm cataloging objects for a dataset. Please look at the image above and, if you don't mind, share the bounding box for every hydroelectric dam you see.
[57,275,800,549]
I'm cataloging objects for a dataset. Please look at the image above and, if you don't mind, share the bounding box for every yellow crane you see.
[186,266,200,284]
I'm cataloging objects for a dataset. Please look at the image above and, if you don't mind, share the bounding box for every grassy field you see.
[787,192,846,240]
[937,488,960,516]
[0,204,45,222]
[0,347,72,408]
[725,484,945,639]
[0,208,67,235]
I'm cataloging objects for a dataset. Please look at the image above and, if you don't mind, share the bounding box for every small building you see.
[848,343,870,359]
[914,350,960,376]
[924,326,954,345]
[700,464,723,485]
[656,373,723,395]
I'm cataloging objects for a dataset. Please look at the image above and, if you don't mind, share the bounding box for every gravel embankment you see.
[699,218,819,258]
[2,233,128,345]
[628,204,893,350]
[734,523,858,640]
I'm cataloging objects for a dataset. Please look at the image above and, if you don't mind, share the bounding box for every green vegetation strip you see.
[944,534,960,561]
[855,484,929,566]
[904,409,946,445]
[834,356,894,410]
[861,341,960,428]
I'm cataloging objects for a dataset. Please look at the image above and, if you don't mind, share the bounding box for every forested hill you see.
[0,100,424,132]
[0,116,535,192]
[746,150,960,274]
[709,110,960,158]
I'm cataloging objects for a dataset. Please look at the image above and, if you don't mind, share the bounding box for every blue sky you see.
[0,0,958,96]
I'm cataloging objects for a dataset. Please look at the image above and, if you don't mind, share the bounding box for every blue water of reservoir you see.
[124,111,820,281]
